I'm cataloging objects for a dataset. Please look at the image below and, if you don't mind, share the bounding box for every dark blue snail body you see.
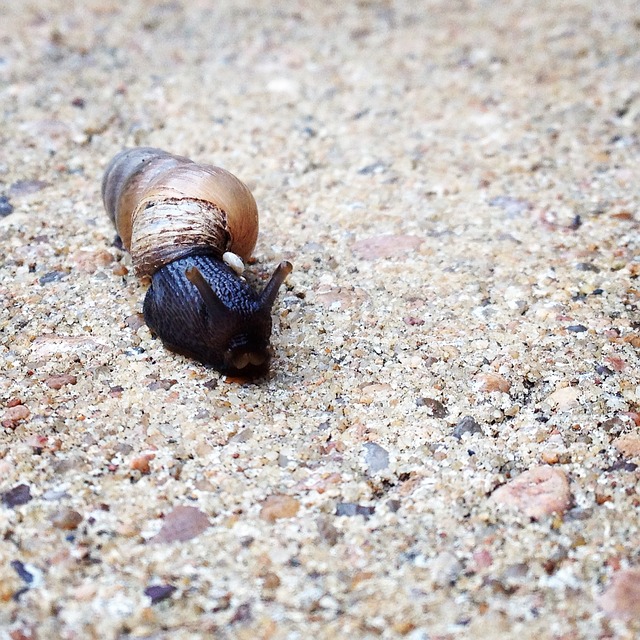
[144,252,290,376]
[102,147,291,378]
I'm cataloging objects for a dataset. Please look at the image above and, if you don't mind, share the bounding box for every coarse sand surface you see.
[0,1,639,638]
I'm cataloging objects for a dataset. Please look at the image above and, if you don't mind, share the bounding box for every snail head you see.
[184,261,292,378]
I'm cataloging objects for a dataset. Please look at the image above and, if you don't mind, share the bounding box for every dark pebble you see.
[386,499,401,513]
[595,365,613,376]
[605,460,638,472]
[239,536,254,547]
[358,162,386,175]
[567,324,587,333]
[453,416,483,440]
[575,262,600,272]
[336,503,375,518]
[144,584,176,604]
[147,379,177,391]
[600,417,623,434]
[417,397,448,418]
[230,602,252,624]
[2,484,32,507]
[564,507,593,521]
[10,560,34,584]
[124,347,145,356]
[9,180,48,197]
[39,271,66,285]
[12,587,29,602]
[0,195,13,217]
[591,288,604,295]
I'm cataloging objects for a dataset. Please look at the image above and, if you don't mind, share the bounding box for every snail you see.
[101,147,292,378]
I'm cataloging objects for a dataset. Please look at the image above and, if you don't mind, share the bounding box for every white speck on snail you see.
[222,251,245,275]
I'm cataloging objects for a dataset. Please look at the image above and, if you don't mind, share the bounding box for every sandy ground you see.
[0,1,639,638]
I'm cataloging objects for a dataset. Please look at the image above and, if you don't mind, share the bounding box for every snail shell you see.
[101,147,291,377]
[102,147,258,278]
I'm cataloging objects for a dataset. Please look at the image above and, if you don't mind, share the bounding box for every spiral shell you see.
[101,147,259,278]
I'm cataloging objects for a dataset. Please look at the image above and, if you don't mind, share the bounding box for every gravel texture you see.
[1,1,639,638]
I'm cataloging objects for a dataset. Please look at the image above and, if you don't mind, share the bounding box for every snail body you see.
[102,147,291,377]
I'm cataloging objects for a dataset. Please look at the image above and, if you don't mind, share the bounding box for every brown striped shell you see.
[101,147,259,278]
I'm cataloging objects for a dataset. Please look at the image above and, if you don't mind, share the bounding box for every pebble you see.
[605,460,637,472]
[475,373,511,393]
[359,383,391,404]
[417,397,448,418]
[150,506,211,543]
[472,549,493,570]
[2,404,30,428]
[144,584,177,604]
[335,503,375,518]
[598,568,640,620]
[45,374,77,390]
[386,499,401,513]
[112,263,129,276]
[259,495,300,522]
[9,179,48,197]
[11,560,34,584]
[261,571,281,590]
[612,434,640,458]
[575,262,600,272]
[351,234,423,260]
[622,411,640,426]
[229,427,253,444]
[0,195,13,216]
[357,161,387,175]
[363,442,390,473]
[605,356,626,372]
[492,466,571,520]
[2,484,32,507]
[73,249,114,273]
[147,379,177,391]
[546,386,581,410]
[452,416,483,440]
[130,454,155,474]
[317,518,339,545]
[230,602,252,624]
[39,271,66,285]
[50,509,83,530]
[594,364,613,377]
[125,313,146,331]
